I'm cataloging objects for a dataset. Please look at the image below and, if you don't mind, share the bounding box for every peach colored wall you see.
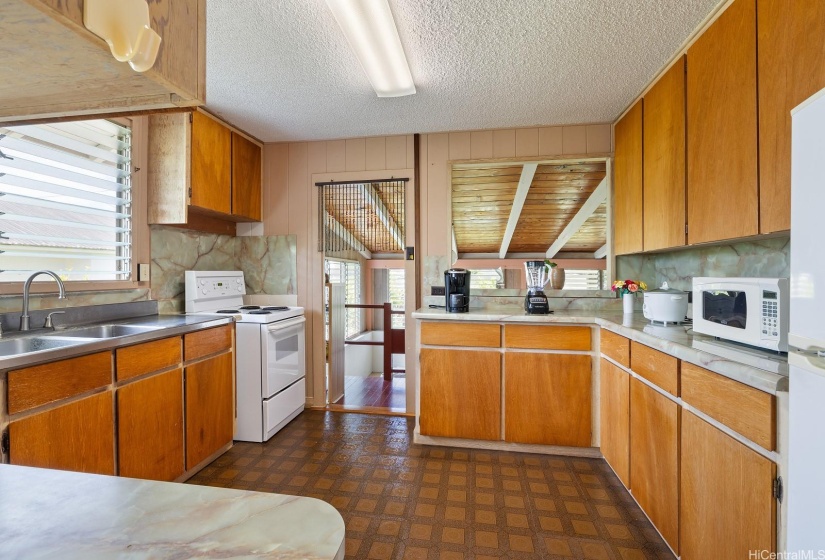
[263,135,415,408]
[418,124,613,262]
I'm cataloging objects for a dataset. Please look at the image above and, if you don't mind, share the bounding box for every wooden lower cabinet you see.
[185,352,234,469]
[118,369,185,481]
[600,359,630,486]
[630,378,680,553]
[504,353,591,446]
[680,410,775,559]
[419,349,501,440]
[9,391,114,475]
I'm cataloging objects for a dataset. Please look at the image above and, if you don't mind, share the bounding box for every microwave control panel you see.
[761,291,779,338]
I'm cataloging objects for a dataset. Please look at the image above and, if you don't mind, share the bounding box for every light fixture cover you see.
[325,0,416,97]
[83,0,162,73]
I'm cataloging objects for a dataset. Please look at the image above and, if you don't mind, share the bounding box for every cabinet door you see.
[686,0,758,244]
[231,132,262,221]
[190,111,231,215]
[419,349,500,440]
[118,369,185,481]
[9,392,114,475]
[681,410,775,558]
[758,0,825,233]
[600,359,629,486]
[504,353,591,447]
[613,100,644,255]
[630,378,679,553]
[643,56,686,251]
[185,352,234,469]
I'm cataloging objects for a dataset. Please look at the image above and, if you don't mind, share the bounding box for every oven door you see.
[260,316,306,398]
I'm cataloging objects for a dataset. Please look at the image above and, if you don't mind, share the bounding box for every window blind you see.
[388,268,405,329]
[0,119,132,282]
[563,269,603,290]
[470,268,504,289]
[325,259,362,338]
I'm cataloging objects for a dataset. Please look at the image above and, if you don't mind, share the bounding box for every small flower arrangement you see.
[612,279,647,296]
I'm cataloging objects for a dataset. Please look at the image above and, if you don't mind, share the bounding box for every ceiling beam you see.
[325,212,372,259]
[356,184,404,251]
[498,163,538,258]
[593,244,608,259]
[545,177,608,259]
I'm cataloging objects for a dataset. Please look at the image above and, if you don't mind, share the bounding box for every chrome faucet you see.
[20,270,67,331]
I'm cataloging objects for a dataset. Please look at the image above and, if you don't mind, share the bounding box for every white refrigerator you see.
[788,87,825,551]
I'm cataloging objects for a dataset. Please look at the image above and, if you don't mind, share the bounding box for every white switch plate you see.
[138,263,150,282]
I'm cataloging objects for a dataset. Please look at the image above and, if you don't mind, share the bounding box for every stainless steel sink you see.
[0,336,85,358]
[54,324,162,339]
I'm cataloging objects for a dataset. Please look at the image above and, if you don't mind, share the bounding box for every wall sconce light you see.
[83,0,162,73]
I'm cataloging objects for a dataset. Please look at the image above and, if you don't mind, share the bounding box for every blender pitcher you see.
[524,260,551,314]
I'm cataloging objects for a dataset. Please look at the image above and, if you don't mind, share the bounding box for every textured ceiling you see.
[205,0,720,142]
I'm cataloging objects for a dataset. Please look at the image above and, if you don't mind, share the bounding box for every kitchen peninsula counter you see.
[0,464,345,559]
[412,307,788,394]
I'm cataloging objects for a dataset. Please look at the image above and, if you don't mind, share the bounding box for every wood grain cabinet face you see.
[600,330,630,368]
[231,132,262,221]
[680,410,775,559]
[118,368,184,481]
[191,111,232,215]
[419,349,501,440]
[504,353,592,447]
[185,352,234,469]
[504,325,591,351]
[630,341,679,396]
[613,100,644,255]
[686,0,759,244]
[630,378,680,553]
[600,359,630,486]
[116,337,182,381]
[643,56,686,251]
[184,324,233,362]
[9,391,115,475]
[420,322,500,348]
[757,0,825,234]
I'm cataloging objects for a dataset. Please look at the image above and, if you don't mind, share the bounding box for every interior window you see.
[469,268,504,289]
[0,119,132,282]
[325,259,362,338]
[388,268,405,329]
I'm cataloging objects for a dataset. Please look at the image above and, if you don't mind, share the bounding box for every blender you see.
[524,260,551,314]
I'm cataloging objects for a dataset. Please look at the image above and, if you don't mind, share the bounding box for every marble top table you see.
[0,465,345,559]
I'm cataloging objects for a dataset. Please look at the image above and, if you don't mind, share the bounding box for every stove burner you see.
[216,309,240,314]
[262,306,290,311]
[239,305,261,310]
[248,310,272,315]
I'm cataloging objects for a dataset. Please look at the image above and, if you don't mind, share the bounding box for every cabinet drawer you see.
[7,352,112,415]
[600,329,630,367]
[116,337,182,381]
[420,322,500,348]
[504,325,591,351]
[184,325,232,361]
[630,341,679,396]
[681,362,775,450]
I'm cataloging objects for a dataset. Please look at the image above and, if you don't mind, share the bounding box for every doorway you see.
[318,179,408,414]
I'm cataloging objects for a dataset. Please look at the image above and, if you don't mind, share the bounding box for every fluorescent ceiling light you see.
[325,0,416,97]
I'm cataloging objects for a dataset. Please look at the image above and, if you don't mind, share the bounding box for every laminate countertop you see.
[0,464,345,559]
[412,307,788,394]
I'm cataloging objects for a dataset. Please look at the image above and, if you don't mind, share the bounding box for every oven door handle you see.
[266,316,306,332]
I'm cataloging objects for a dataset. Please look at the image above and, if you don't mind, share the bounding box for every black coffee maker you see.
[445,268,471,313]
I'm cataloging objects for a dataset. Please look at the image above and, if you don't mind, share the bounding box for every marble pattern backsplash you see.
[151,227,298,314]
[616,236,790,292]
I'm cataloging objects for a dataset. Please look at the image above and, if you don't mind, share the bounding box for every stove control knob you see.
[199,280,206,286]
[201,288,207,295]
[236,278,242,284]
[237,286,243,292]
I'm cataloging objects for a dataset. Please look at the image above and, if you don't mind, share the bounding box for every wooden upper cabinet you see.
[191,112,232,215]
[757,0,825,233]
[613,100,644,255]
[1,0,204,122]
[148,111,264,231]
[231,132,263,221]
[681,410,775,559]
[643,57,686,251]
[686,0,758,244]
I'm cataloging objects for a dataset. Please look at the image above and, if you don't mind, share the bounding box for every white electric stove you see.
[185,270,306,442]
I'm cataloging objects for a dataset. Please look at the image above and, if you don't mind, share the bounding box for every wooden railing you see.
[344,303,405,381]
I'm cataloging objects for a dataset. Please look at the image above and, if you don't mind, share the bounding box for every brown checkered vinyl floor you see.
[187,411,675,559]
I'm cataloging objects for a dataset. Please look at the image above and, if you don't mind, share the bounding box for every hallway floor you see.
[330,374,407,413]
[188,411,674,559]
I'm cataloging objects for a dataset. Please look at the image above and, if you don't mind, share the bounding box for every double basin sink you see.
[0,324,164,358]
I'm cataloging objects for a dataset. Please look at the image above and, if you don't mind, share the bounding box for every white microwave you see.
[692,277,789,352]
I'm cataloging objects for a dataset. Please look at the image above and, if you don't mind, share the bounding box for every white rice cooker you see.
[643,282,689,324]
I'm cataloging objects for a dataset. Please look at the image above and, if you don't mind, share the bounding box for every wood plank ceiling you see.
[452,161,607,255]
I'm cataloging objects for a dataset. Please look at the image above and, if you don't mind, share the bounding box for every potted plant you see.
[612,279,648,314]
[544,259,565,289]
